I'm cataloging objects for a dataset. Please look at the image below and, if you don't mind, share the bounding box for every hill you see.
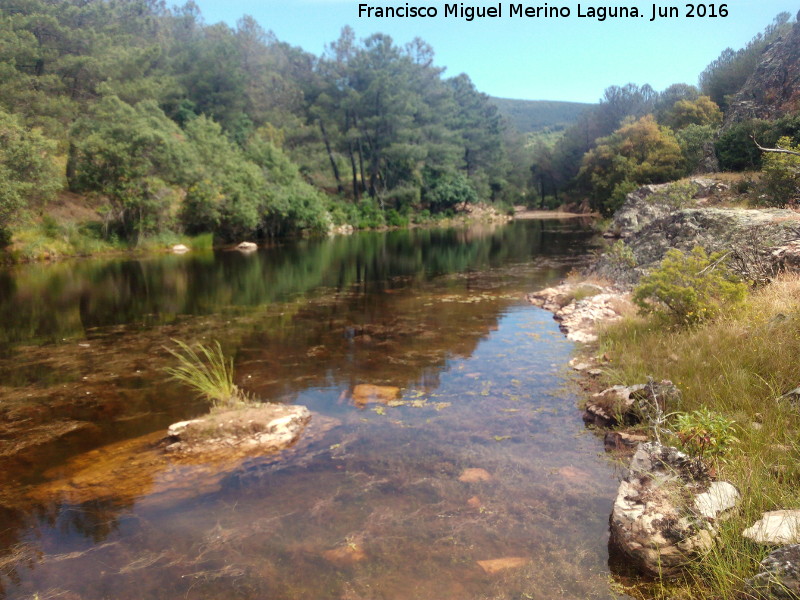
[490,97,593,133]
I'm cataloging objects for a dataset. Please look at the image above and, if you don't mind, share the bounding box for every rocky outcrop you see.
[594,180,800,285]
[610,442,740,576]
[747,544,800,600]
[527,282,628,343]
[726,15,800,125]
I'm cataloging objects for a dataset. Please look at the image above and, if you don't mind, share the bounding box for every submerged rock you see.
[322,543,367,567]
[609,442,740,576]
[746,544,800,600]
[744,511,800,545]
[477,557,529,574]
[351,384,401,407]
[27,405,338,508]
[458,468,492,483]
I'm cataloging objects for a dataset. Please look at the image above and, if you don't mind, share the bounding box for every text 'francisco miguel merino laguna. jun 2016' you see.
[357,3,730,22]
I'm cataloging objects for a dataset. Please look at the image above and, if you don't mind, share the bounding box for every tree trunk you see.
[319,120,343,194]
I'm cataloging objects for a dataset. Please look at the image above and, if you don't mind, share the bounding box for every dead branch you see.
[751,135,800,157]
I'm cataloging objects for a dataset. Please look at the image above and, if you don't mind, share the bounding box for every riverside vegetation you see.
[3,2,799,262]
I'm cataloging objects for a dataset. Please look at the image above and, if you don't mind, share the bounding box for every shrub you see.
[759,136,800,207]
[632,246,747,326]
[606,239,637,269]
[670,406,739,462]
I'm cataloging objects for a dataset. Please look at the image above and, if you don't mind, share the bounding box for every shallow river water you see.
[0,220,630,600]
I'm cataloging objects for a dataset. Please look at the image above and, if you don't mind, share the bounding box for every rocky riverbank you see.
[531,177,800,599]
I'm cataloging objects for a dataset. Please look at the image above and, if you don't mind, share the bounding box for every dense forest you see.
[1,1,799,257]
[0,0,521,254]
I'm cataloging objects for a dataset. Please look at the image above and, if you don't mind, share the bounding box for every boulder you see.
[744,511,800,545]
[171,244,189,253]
[746,544,800,600]
[609,442,740,576]
[236,241,258,252]
[584,379,680,428]
[592,179,800,286]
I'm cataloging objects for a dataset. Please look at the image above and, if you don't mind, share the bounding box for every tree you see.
[579,115,684,214]
[661,96,722,130]
[0,107,61,246]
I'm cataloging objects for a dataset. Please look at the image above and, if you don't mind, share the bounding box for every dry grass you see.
[599,274,800,599]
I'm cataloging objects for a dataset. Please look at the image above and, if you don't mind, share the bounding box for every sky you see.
[191,0,800,103]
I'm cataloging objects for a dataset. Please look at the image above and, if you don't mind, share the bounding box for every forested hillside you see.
[527,11,800,214]
[490,98,592,134]
[0,0,520,256]
[3,1,800,259]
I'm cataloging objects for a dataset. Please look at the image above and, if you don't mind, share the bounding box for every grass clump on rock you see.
[164,339,252,410]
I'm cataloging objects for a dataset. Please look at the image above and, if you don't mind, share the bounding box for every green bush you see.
[759,136,800,207]
[606,239,637,269]
[632,246,747,326]
[670,406,739,462]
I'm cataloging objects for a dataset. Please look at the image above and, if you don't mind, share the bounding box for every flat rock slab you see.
[27,408,339,508]
[165,404,311,457]
[744,511,800,545]
[477,557,529,574]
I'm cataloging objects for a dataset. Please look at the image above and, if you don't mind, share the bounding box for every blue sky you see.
[191,1,799,103]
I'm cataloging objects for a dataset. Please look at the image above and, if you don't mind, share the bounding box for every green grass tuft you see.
[164,339,251,410]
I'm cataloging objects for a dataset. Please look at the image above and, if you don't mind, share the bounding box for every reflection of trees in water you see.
[0,220,598,599]
[0,497,132,598]
[0,221,594,349]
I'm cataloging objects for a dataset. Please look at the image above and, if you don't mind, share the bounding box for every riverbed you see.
[0,220,629,600]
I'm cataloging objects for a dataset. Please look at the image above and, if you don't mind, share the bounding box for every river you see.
[0,220,630,600]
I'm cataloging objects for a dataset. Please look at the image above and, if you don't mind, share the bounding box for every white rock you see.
[167,419,203,437]
[694,482,740,520]
[743,510,800,545]
[236,241,258,252]
[171,244,190,253]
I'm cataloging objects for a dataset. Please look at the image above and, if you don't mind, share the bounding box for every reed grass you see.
[164,339,251,410]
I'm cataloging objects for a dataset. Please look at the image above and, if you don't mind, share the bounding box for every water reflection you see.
[0,220,631,600]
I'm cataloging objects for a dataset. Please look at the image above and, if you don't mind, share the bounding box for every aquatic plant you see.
[164,339,251,409]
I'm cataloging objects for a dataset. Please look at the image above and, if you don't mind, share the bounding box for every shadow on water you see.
[0,220,631,599]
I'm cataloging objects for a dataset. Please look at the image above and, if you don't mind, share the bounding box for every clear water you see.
[0,220,629,600]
